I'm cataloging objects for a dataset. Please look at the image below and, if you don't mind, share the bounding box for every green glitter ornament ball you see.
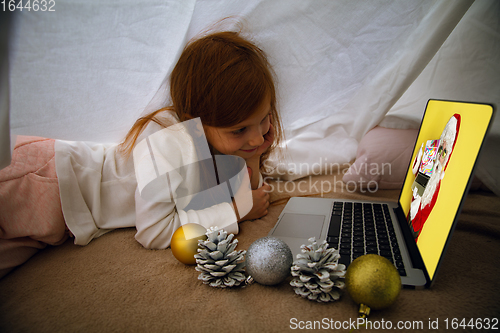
[345,254,401,311]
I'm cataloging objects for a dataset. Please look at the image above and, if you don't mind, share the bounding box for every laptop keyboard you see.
[326,202,407,276]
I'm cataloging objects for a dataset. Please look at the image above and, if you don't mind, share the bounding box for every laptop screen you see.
[398,100,494,281]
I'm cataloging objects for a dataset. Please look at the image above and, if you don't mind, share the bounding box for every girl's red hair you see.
[121,30,282,170]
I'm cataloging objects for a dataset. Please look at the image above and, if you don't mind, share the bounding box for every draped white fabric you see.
[2,0,499,193]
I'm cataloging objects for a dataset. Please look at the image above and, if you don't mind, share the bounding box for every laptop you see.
[268,99,495,288]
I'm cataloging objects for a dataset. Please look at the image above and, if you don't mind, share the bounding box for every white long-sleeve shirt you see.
[54,111,252,249]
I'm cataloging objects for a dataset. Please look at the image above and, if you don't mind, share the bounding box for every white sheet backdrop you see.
[2,0,499,194]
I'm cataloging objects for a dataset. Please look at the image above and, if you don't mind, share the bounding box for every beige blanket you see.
[1,172,499,332]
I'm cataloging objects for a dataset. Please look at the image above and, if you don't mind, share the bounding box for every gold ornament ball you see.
[345,254,401,310]
[171,223,207,265]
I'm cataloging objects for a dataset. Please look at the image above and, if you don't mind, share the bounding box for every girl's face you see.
[204,96,271,159]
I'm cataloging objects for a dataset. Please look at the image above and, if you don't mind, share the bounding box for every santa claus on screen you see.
[408,114,461,241]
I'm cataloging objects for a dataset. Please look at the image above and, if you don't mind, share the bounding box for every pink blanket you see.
[0,136,68,278]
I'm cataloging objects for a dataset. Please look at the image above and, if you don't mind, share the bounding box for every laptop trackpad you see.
[273,213,325,239]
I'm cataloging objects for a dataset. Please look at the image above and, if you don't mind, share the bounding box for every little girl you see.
[0,30,283,278]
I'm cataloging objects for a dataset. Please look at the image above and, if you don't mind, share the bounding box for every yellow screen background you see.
[399,100,493,280]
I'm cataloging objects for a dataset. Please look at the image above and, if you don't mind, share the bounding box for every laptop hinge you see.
[394,205,426,273]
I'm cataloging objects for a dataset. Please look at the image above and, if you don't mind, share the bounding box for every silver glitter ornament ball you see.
[245,236,293,286]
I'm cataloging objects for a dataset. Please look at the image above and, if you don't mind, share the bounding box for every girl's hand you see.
[238,182,271,222]
[255,123,274,157]
[245,123,274,189]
